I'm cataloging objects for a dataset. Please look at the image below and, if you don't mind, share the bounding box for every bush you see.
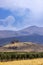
[0,52,43,61]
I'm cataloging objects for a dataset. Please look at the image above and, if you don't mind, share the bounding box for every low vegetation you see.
[0,52,43,61]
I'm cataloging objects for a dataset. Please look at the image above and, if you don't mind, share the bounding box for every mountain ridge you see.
[0,25,43,38]
[0,26,43,45]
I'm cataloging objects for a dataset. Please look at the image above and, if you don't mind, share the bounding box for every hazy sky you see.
[0,0,43,30]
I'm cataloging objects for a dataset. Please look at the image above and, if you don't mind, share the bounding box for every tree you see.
[11,41,14,44]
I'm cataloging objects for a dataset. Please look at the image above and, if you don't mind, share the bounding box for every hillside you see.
[0,26,43,38]
[0,42,43,52]
[19,26,43,35]
[0,26,43,45]
[0,34,43,46]
[0,30,18,38]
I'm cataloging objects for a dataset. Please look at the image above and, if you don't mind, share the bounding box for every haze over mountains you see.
[0,26,43,38]
[18,26,43,35]
[0,26,43,45]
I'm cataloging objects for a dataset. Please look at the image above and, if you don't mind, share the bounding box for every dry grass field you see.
[1,42,43,52]
[0,58,43,65]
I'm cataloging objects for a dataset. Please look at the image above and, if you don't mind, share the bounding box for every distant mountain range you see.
[18,26,43,35]
[0,26,43,45]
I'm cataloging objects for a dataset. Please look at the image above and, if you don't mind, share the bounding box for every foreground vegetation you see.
[0,52,43,61]
[0,58,43,65]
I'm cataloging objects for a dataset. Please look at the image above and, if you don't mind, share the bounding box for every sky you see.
[0,0,43,31]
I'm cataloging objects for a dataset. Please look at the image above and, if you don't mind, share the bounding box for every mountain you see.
[0,26,43,45]
[0,26,43,38]
[18,26,43,35]
[0,30,18,38]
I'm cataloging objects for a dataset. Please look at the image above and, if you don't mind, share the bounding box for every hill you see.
[0,42,43,52]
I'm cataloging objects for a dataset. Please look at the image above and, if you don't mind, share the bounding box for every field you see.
[0,42,43,65]
[0,58,43,65]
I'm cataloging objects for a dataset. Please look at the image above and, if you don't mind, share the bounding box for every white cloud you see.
[0,0,43,12]
[5,16,15,26]
[0,16,17,30]
[0,0,43,20]
[0,0,43,30]
[0,25,17,31]
[0,16,15,26]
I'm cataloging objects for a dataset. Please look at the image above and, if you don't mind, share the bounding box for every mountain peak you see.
[29,25,38,28]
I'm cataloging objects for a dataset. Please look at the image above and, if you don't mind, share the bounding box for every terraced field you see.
[0,58,43,65]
